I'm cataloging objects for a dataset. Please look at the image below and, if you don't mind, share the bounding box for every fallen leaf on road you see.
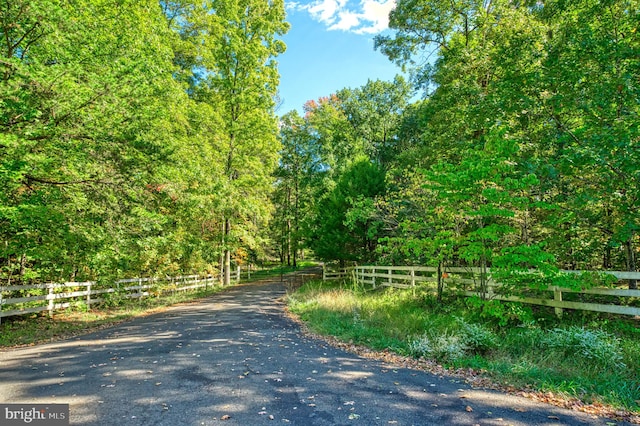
[465,406,473,412]
[220,414,231,420]
[348,413,360,419]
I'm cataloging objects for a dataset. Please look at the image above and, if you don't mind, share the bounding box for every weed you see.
[541,327,626,370]
[408,318,497,362]
[409,331,469,362]
[289,280,640,412]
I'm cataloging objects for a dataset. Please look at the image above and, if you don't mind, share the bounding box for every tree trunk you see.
[219,220,225,285]
[224,218,231,286]
[224,249,231,286]
[19,253,26,281]
[286,218,291,267]
[437,262,443,302]
[293,174,299,269]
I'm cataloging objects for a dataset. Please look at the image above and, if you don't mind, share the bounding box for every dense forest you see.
[273,0,639,290]
[2,1,638,290]
[1,0,287,285]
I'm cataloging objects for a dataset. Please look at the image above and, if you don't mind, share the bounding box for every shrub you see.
[409,332,469,362]
[541,326,626,369]
[455,317,498,352]
[409,319,497,362]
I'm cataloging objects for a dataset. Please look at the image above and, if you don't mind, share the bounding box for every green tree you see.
[273,110,322,267]
[202,0,288,285]
[337,76,413,168]
[377,0,639,290]
[309,159,386,264]
[164,0,289,284]
[1,0,190,282]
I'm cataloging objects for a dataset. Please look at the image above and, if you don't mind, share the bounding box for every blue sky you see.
[277,0,401,114]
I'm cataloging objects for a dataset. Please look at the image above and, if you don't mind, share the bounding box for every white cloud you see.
[354,0,395,33]
[328,10,362,31]
[309,0,347,25]
[289,0,396,34]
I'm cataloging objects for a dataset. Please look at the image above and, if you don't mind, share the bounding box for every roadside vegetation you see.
[287,279,640,416]
[0,285,226,348]
[0,263,315,348]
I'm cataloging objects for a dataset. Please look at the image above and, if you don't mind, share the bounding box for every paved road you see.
[0,277,631,425]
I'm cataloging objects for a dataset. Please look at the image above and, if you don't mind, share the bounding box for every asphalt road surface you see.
[0,276,632,425]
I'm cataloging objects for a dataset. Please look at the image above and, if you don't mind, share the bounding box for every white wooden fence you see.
[324,265,640,317]
[0,274,218,324]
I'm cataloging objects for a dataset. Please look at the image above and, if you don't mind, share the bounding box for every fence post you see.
[388,268,392,286]
[48,283,54,318]
[248,264,252,281]
[411,267,416,287]
[322,264,326,281]
[372,267,376,289]
[87,282,92,309]
[236,265,241,282]
[553,288,563,318]
[0,290,3,325]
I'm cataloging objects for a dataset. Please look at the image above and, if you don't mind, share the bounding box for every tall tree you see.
[273,110,321,267]
[197,0,288,285]
[309,159,386,264]
[376,0,639,290]
[1,0,189,282]
[337,76,413,168]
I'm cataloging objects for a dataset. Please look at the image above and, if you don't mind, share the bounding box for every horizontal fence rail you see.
[323,265,640,317]
[0,274,219,324]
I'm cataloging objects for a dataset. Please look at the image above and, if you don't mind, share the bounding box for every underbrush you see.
[287,280,640,413]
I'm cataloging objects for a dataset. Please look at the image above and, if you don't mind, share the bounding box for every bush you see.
[409,318,497,362]
[409,332,469,362]
[541,326,626,370]
[456,317,498,352]
[466,297,534,326]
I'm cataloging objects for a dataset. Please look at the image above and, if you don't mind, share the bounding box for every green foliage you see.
[466,297,535,327]
[371,0,640,292]
[409,317,497,362]
[409,331,469,363]
[1,0,288,284]
[309,159,386,263]
[541,327,626,370]
[289,282,640,411]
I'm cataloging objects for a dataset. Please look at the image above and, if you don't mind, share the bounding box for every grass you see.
[287,279,640,414]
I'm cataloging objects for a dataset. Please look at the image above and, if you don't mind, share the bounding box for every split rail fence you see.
[323,265,640,317]
[0,274,218,324]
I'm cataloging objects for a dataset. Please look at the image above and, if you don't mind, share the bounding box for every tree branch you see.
[24,175,111,186]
